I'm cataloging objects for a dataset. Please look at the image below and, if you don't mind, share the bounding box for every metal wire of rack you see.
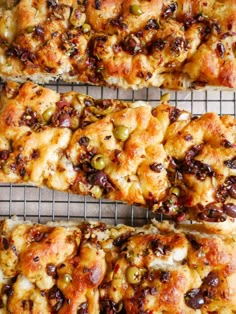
[0,80,235,226]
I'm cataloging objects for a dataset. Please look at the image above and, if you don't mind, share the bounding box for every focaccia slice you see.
[0,0,236,89]
[0,81,235,232]
[0,217,236,313]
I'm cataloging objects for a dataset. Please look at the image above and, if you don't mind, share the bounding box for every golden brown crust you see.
[0,0,236,89]
[1,217,236,313]
[0,81,235,230]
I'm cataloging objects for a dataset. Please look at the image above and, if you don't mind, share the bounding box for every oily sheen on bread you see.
[0,81,235,231]
[0,0,236,89]
[0,217,236,313]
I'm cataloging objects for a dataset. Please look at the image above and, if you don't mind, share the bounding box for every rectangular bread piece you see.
[1,217,236,313]
[0,81,235,232]
[0,0,236,89]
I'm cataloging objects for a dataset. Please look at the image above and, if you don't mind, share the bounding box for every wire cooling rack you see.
[0,81,235,225]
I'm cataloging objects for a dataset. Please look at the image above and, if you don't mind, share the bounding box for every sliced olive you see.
[0,150,10,161]
[42,107,56,123]
[78,302,88,313]
[160,93,170,103]
[70,9,86,27]
[26,26,35,33]
[130,4,143,16]
[160,271,170,283]
[126,266,141,284]
[2,163,11,175]
[2,284,13,296]
[185,289,205,309]
[82,23,91,33]
[203,271,219,287]
[23,173,29,181]
[150,163,163,173]
[114,125,129,142]
[170,186,180,197]
[64,274,72,283]
[76,94,94,106]
[116,302,123,313]
[91,154,106,170]
[90,185,102,198]
[5,0,18,9]
[71,116,79,130]
[78,136,90,147]
[88,115,99,122]
[46,263,57,277]
[90,105,113,115]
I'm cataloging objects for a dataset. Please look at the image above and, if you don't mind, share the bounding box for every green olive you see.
[71,116,79,130]
[170,186,180,197]
[160,93,170,103]
[64,273,72,283]
[90,185,102,198]
[130,4,143,16]
[126,266,141,284]
[114,125,130,142]
[42,107,56,123]
[82,23,91,33]
[89,115,99,122]
[91,154,106,170]
[26,26,35,33]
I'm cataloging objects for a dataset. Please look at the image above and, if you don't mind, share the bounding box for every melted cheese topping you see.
[0,0,235,89]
